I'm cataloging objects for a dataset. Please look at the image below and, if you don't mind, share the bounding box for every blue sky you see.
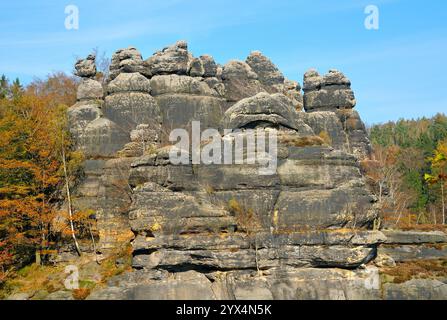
[0,0,446,124]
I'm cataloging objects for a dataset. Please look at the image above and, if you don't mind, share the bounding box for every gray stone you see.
[221,60,265,102]
[383,279,447,300]
[273,186,377,229]
[156,94,225,134]
[145,40,192,76]
[301,111,348,150]
[283,79,303,111]
[78,116,130,158]
[246,51,284,91]
[68,101,103,141]
[132,245,375,270]
[378,244,447,262]
[336,109,372,159]
[200,55,218,77]
[188,57,205,77]
[222,92,312,132]
[104,92,161,132]
[77,78,103,101]
[150,75,215,96]
[303,69,356,111]
[107,72,151,94]
[382,230,447,244]
[109,47,149,80]
[75,54,96,78]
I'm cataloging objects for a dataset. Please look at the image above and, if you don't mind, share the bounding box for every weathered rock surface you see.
[222,92,311,133]
[221,60,265,102]
[64,42,446,300]
[383,279,447,300]
[246,51,284,92]
[145,40,192,76]
[107,72,151,94]
[303,69,356,112]
[74,54,96,78]
[109,47,149,80]
[382,230,447,244]
[87,266,382,300]
[104,92,160,132]
[77,78,103,101]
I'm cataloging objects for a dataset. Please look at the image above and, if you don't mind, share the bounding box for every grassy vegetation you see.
[0,245,132,300]
[279,135,325,147]
[380,259,447,284]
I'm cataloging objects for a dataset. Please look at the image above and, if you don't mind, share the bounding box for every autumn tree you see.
[425,140,447,225]
[0,73,81,281]
[369,114,447,227]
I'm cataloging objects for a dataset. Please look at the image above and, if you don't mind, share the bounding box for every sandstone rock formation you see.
[64,41,446,300]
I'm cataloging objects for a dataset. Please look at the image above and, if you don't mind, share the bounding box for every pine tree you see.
[0,75,8,99]
[10,78,23,100]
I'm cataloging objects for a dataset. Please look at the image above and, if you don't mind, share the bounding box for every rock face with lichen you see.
[64,41,447,300]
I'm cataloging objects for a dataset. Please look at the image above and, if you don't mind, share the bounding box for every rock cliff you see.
[65,41,447,300]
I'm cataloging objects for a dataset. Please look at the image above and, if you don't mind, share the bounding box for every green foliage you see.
[370,113,447,221]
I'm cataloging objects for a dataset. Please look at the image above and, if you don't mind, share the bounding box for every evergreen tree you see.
[0,75,8,99]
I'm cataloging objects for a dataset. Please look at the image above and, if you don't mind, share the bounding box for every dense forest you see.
[366,114,447,228]
[0,71,446,287]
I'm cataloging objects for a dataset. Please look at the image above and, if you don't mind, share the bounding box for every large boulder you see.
[222,92,312,134]
[145,40,192,76]
[78,116,130,158]
[283,79,303,111]
[303,69,356,111]
[187,55,218,78]
[109,47,150,80]
[301,111,348,151]
[104,92,161,132]
[77,78,103,101]
[67,101,103,141]
[246,51,284,91]
[150,75,216,96]
[336,109,372,158]
[74,54,96,78]
[149,74,225,135]
[107,72,151,94]
[221,60,265,102]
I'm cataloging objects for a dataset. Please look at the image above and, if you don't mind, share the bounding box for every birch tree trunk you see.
[61,143,82,256]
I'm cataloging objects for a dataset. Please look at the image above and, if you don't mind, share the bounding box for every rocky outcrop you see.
[301,69,371,159]
[145,40,191,76]
[64,41,446,300]
[246,51,284,92]
[104,73,160,133]
[149,74,225,134]
[222,92,310,132]
[89,266,382,300]
[109,47,150,80]
[378,230,447,262]
[303,69,355,112]
[221,60,265,103]
[74,54,97,78]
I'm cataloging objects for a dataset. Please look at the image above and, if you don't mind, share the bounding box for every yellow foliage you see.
[318,131,332,146]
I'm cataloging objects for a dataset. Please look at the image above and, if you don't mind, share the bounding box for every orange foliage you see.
[0,73,79,279]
